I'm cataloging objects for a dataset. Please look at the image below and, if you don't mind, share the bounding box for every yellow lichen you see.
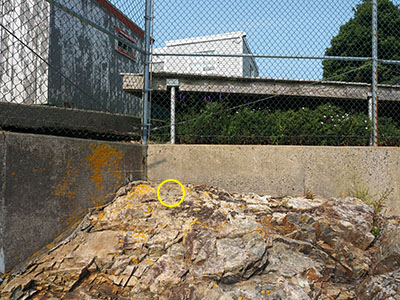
[97,212,105,221]
[130,257,139,264]
[131,184,156,196]
[85,143,124,192]
[255,229,265,236]
[191,219,200,225]
[54,158,78,201]
[143,207,153,214]
[132,231,148,241]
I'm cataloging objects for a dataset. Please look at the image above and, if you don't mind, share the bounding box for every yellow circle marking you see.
[157,179,186,207]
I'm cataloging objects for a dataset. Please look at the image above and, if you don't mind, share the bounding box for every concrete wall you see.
[148,144,400,216]
[0,131,146,272]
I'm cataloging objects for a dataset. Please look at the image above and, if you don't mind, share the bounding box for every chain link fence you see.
[1,0,145,140]
[2,0,400,145]
[146,0,400,146]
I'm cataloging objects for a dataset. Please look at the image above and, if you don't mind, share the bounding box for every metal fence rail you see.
[1,0,145,140]
[146,0,400,146]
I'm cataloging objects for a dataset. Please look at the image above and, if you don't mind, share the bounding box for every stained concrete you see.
[147,144,400,216]
[0,131,146,272]
[0,102,141,136]
[123,72,400,102]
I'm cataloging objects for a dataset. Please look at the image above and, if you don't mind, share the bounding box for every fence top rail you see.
[121,72,400,101]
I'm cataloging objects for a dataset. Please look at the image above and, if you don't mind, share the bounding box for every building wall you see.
[242,39,259,77]
[0,0,50,105]
[0,0,144,116]
[154,35,247,77]
[48,0,144,115]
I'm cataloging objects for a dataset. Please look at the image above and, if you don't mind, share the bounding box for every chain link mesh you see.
[148,0,400,146]
[1,0,145,140]
[2,0,400,145]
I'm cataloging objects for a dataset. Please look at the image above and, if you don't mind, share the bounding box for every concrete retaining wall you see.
[148,145,400,216]
[0,131,146,272]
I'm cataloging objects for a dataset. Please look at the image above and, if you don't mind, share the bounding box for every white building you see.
[0,0,144,115]
[152,32,259,78]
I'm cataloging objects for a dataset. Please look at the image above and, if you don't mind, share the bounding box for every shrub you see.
[176,102,230,144]
[175,102,400,146]
[152,102,400,146]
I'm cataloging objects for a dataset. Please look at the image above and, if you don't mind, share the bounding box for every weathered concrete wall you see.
[148,144,400,216]
[0,131,146,272]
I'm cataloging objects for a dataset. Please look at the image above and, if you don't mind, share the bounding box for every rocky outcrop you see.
[1,181,400,299]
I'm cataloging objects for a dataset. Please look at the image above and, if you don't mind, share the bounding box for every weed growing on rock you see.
[304,188,315,200]
[348,177,393,214]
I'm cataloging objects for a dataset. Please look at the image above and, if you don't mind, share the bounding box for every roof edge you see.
[94,0,144,40]
[165,31,246,47]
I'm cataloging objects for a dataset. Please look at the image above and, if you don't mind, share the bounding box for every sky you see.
[115,0,400,80]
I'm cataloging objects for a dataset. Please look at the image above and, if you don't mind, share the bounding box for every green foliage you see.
[305,188,315,200]
[378,117,400,145]
[152,101,400,146]
[323,0,400,83]
[176,102,230,144]
[371,187,393,213]
[175,102,400,145]
[348,174,393,214]
[372,226,381,237]
[349,181,373,203]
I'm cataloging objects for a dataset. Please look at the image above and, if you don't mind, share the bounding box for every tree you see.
[322,0,400,84]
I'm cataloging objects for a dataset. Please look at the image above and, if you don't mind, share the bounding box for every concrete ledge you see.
[0,102,141,137]
[123,72,400,101]
[0,131,146,272]
[148,144,400,216]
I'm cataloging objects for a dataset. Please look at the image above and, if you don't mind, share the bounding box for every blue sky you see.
[117,0,400,79]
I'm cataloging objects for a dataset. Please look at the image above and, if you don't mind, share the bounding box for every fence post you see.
[166,79,179,144]
[371,0,378,146]
[142,0,153,145]
[170,87,176,144]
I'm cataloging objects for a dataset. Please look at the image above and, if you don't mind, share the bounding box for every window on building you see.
[189,51,216,73]
[115,27,136,61]
[189,56,203,73]
[203,57,216,71]
[152,61,164,72]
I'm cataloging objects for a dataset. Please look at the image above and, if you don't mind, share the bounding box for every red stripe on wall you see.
[94,0,144,40]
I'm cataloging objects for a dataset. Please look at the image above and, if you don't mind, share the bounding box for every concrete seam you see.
[0,131,7,273]
[144,144,148,180]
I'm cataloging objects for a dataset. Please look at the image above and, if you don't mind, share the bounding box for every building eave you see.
[94,0,145,40]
